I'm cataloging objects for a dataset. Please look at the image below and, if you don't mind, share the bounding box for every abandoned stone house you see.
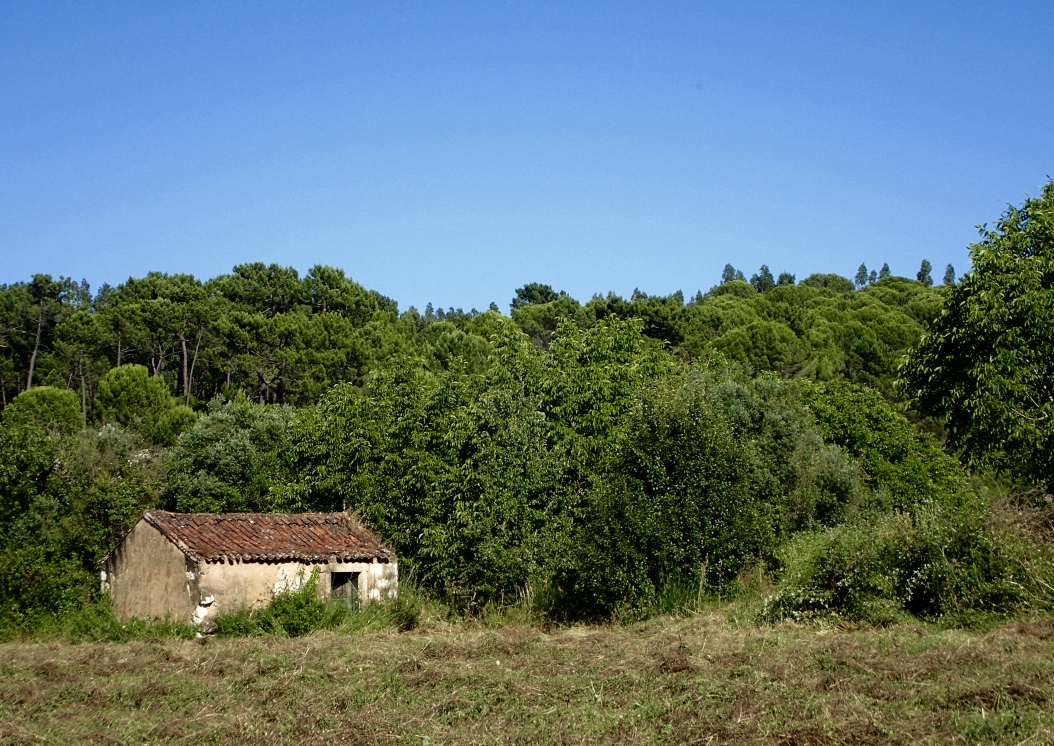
[102,511,397,626]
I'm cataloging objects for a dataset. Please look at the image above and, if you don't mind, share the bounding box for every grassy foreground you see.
[2,612,1053,745]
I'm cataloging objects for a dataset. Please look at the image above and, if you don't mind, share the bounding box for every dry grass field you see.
[2,612,1053,745]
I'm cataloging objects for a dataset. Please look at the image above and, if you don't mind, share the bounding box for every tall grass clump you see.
[337,580,425,633]
[2,595,197,643]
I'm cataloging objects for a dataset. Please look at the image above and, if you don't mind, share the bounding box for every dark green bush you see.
[1,386,82,434]
[163,396,293,512]
[151,404,198,447]
[799,380,973,512]
[761,505,1038,625]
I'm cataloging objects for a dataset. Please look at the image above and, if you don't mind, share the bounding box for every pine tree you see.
[879,263,891,279]
[750,265,775,293]
[855,263,868,288]
[943,264,956,286]
[917,260,933,287]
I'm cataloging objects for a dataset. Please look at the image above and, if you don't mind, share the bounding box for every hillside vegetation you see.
[1,183,1053,635]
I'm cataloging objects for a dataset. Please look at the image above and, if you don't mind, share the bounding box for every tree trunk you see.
[185,328,203,406]
[26,305,44,391]
[80,371,87,430]
[151,344,165,376]
[181,336,189,404]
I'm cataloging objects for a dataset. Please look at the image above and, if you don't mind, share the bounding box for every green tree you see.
[799,274,854,293]
[53,310,111,427]
[917,260,933,287]
[511,282,561,309]
[164,397,293,512]
[879,263,891,280]
[855,264,868,288]
[95,364,177,439]
[943,264,956,286]
[903,181,1054,488]
[750,265,776,293]
[1,387,81,435]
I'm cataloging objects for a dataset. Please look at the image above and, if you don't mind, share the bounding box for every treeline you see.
[2,259,946,414]
[2,184,1053,634]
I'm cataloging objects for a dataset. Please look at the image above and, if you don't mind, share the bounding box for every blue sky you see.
[2,2,1052,311]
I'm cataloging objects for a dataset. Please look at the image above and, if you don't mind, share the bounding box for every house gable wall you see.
[103,520,196,622]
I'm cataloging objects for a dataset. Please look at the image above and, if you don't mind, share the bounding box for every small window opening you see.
[331,571,360,601]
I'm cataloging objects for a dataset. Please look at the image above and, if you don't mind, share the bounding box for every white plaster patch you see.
[193,605,209,625]
[274,565,307,595]
[369,588,380,601]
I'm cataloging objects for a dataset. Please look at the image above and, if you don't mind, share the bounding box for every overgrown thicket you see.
[3,187,1054,635]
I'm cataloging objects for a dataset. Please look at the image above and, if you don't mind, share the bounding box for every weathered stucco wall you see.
[194,558,398,626]
[194,560,310,625]
[319,558,398,604]
[103,520,195,622]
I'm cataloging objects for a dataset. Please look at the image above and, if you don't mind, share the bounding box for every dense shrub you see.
[214,571,344,638]
[163,396,293,512]
[2,386,82,434]
[553,378,770,619]
[151,404,198,447]
[0,423,159,637]
[761,506,1041,625]
[799,380,972,512]
[95,364,180,442]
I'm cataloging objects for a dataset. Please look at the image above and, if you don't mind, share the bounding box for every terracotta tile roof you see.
[142,511,395,564]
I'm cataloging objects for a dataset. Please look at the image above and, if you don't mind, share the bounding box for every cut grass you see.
[1,612,1053,744]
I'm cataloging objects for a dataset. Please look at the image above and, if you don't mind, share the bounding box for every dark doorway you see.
[331,571,360,601]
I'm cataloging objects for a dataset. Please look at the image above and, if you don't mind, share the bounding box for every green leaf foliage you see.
[903,181,1054,489]
[95,364,177,438]
[763,507,1037,625]
[163,396,293,512]
[2,386,81,434]
[799,380,972,512]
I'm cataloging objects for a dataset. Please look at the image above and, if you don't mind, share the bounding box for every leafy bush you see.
[553,377,771,619]
[799,380,972,512]
[163,396,293,512]
[95,364,178,441]
[0,424,160,638]
[2,386,82,434]
[761,505,1039,625]
[151,404,198,447]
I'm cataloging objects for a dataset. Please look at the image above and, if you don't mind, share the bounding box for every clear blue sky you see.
[2,2,1052,311]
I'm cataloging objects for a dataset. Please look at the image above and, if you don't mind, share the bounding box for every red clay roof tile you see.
[142,511,395,564]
